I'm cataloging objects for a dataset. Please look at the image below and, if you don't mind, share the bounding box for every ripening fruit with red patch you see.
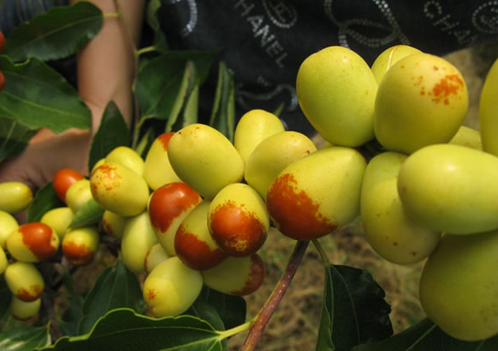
[53,168,84,203]
[0,210,18,248]
[40,207,74,240]
[0,181,33,214]
[208,183,269,257]
[0,70,5,92]
[121,211,158,273]
[90,163,149,217]
[266,147,366,241]
[144,243,170,274]
[143,133,182,190]
[148,182,202,256]
[168,123,244,199]
[102,210,127,239]
[175,201,227,270]
[143,256,203,317]
[201,253,265,295]
[105,146,145,175]
[5,262,44,302]
[65,178,93,214]
[0,31,5,53]
[10,296,41,320]
[6,222,59,262]
[62,226,99,265]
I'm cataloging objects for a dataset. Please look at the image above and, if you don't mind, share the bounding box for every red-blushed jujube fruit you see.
[0,210,18,248]
[201,253,265,295]
[0,70,5,92]
[40,207,74,240]
[5,261,44,302]
[65,178,93,214]
[0,31,5,53]
[175,201,227,270]
[121,211,158,273]
[105,146,145,175]
[11,296,41,320]
[143,132,182,190]
[102,210,127,239]
[62,226,100,265]
[208,183,269,257]
[167,123,244,199]
[266,147,366,240]
[52,168,84,204]
[144,243,170,274]
[6,222,59,262]
[148,182,202,256]
[90,163,150,217]
[0,181,33,214]
[143,256,203,317]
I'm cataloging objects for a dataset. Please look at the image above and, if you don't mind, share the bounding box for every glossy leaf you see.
[200,288,247,331]
[77,259,143,335]
[209,62,235,142]
[0,325,50,351]
[59,269,84,337]
[4,2,103,62]
[0,56,91,133]
[69,198,104,229]
[0,117,35,163]
[316,265,393,351]
[42,308,224,351]
[27,182,64,223]
[353,318,498,351]
[88,101,130,171]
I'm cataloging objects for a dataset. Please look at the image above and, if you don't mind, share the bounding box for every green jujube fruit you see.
[40,207,74,240]
[479,57,498,156]
[449,125,482,150]
[360,152,440,265]
[419,231,498,341]
[0,182,33,214]
[105,146,145,175]
[296,46,378,147]
[370,44,422,83]
[0,210,18,248]
[398,144,498,234]
[143,132,182,190]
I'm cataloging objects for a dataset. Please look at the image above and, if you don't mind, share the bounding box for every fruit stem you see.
[240,240,310,351]
[135,46,157,57]
[312,239,331,267]
[217,320,252,341]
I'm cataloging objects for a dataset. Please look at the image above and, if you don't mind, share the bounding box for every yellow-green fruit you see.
[102,210,127,239]
[0,247,7,275]
[201,253,265,295]
[10,296,41,320]
[144,243,170,274]
[398,144,498,234]
[244,131,317,198]
[233,109,285,164]
[121,211,158,273]
[480,57,498,156]
[296,46,378,147]
[40,207,74,240]
[374,53,468,154]
[7,222,59,262]
[266,147,366,240]
[208,184,269,257]
[65,178,93,214]
[168,124,245,199]
[360,152,441,265]
[0,182,33,214]
[143,256,203,317]
[62,226,100,265]
[5,262,44,301]
[0,210,18,248]
[90,163,150,217]
[370,45,422,83]
[105,146,145,176]
[143,132,182,190]
[449,125,482,150]
[419,231,498,341]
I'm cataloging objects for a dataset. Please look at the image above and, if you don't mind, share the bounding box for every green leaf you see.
[0,117,35,163]
[0,324,50,351]
[88,101,130,171]
[209,62,235,142]
[77,259,143,335]
[352,318,498,351]
[41,308,224,351]
[59,270,84,337]
[4,2,103,62]
[316,265,393,351]
[69,198,104,229]
[0,56,91,133]
[27,182,64,223]
[200,288,247,331]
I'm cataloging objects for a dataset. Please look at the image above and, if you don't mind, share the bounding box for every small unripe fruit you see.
[168,124,244,199]
[62,226,99,265]
[90,163,149,217]
[175,201,227,270]
[0,182,33,214]
[144,243,170,274]
[0,210,18,248]
[7,222,59,262]
[148,182,202,256]
[53,168,84,203]
[209,184,269,257]
[11,296,41,320]
[370,45,422,83]
[143,256,203,317]
[40,207,74,240]
[105,146,145,175]
[102,210,127,239]
[121,211,158,273]
[0,247,7,275]
[65,178,93,214]
[201,253,265,295]
[143,133,182,190]
[5,262,44,301]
